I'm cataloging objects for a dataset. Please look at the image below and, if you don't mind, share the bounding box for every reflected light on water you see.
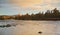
[0,20,60,35]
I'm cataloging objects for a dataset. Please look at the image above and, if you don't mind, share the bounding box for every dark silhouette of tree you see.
[44,10,51,18]
[52,8,60,18]
[23,13,31,20]
[31,13,35,20]
[0,8,60,20]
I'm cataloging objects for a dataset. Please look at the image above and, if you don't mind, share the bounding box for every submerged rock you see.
[38,31,42,34]
[0,24,11,28]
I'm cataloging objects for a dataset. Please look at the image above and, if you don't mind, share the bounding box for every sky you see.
[0,0,60,15]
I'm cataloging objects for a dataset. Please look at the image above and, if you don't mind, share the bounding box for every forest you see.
[0,8,60,20]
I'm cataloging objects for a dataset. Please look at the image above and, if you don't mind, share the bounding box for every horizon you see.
[0,0,60,15]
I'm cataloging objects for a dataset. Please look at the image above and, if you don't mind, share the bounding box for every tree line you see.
[0,8,60,20]
[15,8,60,20]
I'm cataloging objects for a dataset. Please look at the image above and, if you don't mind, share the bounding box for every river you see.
[0,20,60,35]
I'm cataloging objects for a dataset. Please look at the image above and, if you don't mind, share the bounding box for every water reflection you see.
[0,20,60,35]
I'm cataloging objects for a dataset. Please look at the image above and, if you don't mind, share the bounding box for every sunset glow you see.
[0,0,60,15]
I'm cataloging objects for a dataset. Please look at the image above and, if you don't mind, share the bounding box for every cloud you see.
[0,0,60,15]
[53,0,60,2]
[0,0,11,4]
[0,0,60,8]
[1,0,60,8]
[11,0,43,7]
[31,0,60,10]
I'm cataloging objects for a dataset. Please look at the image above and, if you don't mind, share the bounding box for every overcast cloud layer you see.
[0,0,60,15]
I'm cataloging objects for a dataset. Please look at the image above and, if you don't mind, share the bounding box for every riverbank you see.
[14,18,60,21]
[0,18,60,21]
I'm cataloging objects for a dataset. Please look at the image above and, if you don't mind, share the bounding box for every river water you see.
[0,20,60,35]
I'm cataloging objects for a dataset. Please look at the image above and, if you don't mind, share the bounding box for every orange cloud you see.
[10,0,60,11]
[11,0,42,7]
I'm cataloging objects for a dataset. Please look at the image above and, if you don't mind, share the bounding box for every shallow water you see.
[0,20,60,35]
